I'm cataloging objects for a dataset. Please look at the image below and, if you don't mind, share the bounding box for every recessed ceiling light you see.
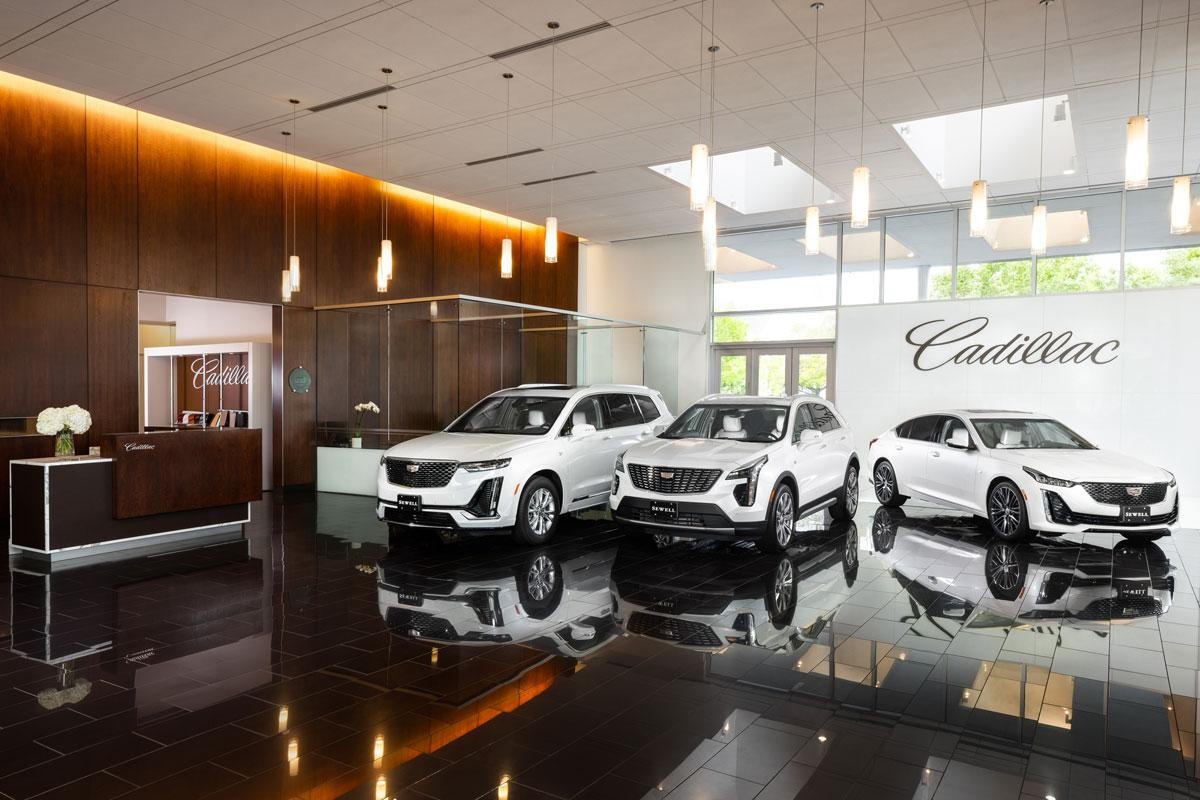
[649,146,840,214]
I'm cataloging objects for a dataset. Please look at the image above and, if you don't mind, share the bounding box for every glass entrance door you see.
[712,344,835,399]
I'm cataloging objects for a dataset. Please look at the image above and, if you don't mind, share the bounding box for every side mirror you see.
[572,423,597,439]
[652,423,668,436]
[799,429,823,446]
[947,428,970,450]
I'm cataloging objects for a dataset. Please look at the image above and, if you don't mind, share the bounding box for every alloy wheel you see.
[844,467,859,516]
[874,463,894,502]
[775,488,795,547]
[986,543,1020,592]
[526,555,557,601]
[773,559,795,613]
[527,487,557,537]
[989,485,1022,537]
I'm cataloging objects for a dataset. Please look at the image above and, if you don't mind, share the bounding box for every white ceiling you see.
[1,0,1197,243]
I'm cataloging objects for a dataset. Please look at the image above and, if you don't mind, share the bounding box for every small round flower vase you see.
[55,431,74,457]
[351,437,363,449]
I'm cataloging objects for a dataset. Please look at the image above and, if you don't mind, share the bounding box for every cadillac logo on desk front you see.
[190,357,251,390]
[124,442,155,452]
[905,317,1120,371]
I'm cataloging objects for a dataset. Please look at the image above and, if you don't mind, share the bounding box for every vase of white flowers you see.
[37,405,92,457]
[351,401,379,448]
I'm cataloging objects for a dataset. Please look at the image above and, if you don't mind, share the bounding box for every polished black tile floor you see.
[3,494,1200,800]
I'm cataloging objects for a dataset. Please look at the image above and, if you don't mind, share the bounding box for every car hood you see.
[383,431,543,462]
[993,448,1171,483]
[623,437,772,471]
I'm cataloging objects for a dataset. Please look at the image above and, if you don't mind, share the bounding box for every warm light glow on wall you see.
[1171,175,1192,234]
[277,706,289,733]
[375,775,388,800]
[544,216,558,263]
[969,180,989,237]
[1125,114,1149,189]
[850,166,870,228]
[689,143,709,211]
[804,206,820,255]
[500,237,513,279]
[1030,204,1048,256]
[287,738,299,776]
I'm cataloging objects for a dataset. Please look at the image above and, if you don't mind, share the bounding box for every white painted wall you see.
[836,286,1200,500]
[138,293,273,345]
[580,235,710,414]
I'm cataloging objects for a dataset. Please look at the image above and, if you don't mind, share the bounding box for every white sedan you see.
[867,410,1179,541]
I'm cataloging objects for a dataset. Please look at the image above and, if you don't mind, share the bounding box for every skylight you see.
[895,96,1078,188]
[649,146,839,215]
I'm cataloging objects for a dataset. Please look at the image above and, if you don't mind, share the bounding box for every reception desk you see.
[9,428,261,563]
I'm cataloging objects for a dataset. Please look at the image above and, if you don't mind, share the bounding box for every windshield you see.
[447,395,566,435]
[971,418,1096,450]
[662,404,788,443]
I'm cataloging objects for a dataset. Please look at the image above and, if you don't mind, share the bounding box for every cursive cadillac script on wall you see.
[905,317,1120,371]
[190,357,250,390]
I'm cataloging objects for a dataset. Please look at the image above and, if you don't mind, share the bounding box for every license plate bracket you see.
[1121,505,1151,523]
[396,495,421,514]
[649,500,677,520]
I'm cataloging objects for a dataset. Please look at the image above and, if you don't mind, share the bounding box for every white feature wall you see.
[580,235,710,414]
[836,286,1200,498]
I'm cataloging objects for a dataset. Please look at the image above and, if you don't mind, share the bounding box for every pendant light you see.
[804,2,823,256]
[849,0,869,228]
[378,68,393,292]
[1172,0,1193,234]
[689,8,709,211]
[280,129,292,303]
[501,72,515,279]
[1031,0,1051,257]
[287,99,301,291]
[1127,0,1150,189]
[969,1,989,237]
[544,21,560,263]
[701,3,720,271]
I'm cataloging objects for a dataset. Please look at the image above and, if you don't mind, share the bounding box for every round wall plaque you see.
[287,366,312,394]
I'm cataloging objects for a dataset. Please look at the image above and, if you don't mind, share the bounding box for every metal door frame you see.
[709,341,837,400]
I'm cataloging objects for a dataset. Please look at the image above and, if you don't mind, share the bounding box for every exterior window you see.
[713,310,837,343]
[602,394,641,428]
[901,416,940,442]
[1125,186,1200,289]
[564,397,604,434]
[840,219,881,305]
[714,225,838,312]
[884,211,954,302]
[634,395,661,422]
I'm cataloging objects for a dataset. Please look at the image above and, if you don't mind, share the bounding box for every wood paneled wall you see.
[0,69,578,498]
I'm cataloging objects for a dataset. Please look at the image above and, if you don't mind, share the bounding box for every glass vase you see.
[55,431,74,457]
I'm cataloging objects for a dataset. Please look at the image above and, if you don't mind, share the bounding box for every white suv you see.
[867,410,1180,541]
[377,384,673,544]
[610,395,859,551]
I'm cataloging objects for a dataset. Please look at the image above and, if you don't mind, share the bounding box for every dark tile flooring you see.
[3,493,1200,799]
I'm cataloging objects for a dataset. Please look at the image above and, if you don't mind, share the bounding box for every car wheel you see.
[984,541,1027,601]
[513,477,560,544]
[872,460,907,508]
[870,506,902,554]
[515,552,563,619]
[987,480,1030,541]
[830,463,859,520]
[765,558,796,626]
[759,483,795,553]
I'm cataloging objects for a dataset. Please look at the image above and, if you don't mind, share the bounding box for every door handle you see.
[895,446,903,451]
[931,452,941,458]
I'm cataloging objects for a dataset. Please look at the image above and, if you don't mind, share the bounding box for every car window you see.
[634,394,661,423]
[936,416,969,445]
[792,404,816,442]
[602,394,642,428]
[904,416,940,442]
[562,396,604,435]
[808,403,841,432]
[896,419,913,438]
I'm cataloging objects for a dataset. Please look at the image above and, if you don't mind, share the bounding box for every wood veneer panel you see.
[389,304,434,432]
[478,214,521,303]
[316,310,349,426]
[0,278,88,415]
[316,166,379,306]
[87,286,138,439]
[86,100,138,289]
[347,308,383,419]
[384,188,434,301]
[519,222,556,308]
[0,79,86,283]
[556,234,579,311]
[280,306,316,485]
[215,139,286,305]
[138,116,217,296]
[433,201,480,295]
[433,311,460,426]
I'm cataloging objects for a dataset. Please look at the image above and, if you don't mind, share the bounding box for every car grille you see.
[623,506,707,528]
[1081,482,1168,505]
[626,612,723,648]
[1076,596,1163,621]
[385,607,458,639]
[628,464,721,494]
[385,459,458,488]
[383,507,456,528]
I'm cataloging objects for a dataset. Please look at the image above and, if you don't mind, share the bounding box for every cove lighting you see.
[895,96,1077,189]
[650,146,839,214]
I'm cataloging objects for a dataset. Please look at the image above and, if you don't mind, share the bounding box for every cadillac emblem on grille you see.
[1127,486,1143,498]
[407,463,420,473]
[660,470,675,480]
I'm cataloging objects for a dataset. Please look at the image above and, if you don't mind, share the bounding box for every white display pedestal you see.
[316,447,384,496]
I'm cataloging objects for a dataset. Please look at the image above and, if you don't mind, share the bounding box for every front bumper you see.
[612,497,766,538]
[1033,486,1180,536]
[377,470,514,530]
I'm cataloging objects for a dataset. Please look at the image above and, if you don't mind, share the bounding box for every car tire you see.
[759,483,796,553]
[830,463,860,520]
[765,557,796,626]
[872,460,907,508]
[984,541,1027,601]
[515,552,563,619]
[513,476,560,545]
[987,480,1030,541]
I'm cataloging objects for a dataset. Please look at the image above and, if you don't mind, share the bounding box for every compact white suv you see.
[610,395,859,551]
[377,384,673,544]
[868,410,1180,541]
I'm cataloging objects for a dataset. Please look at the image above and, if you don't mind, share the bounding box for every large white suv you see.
[867,410,1180,541]
[377,384,673,544]
[610,395,859,551]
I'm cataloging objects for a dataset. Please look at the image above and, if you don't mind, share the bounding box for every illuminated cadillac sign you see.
[905,317,1120,371]
[190,357,250,389]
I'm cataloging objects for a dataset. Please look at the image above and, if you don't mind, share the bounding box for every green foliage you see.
[1035,255,1118,293]
[795,354,827,397]
[713,315,750,343]
[1126,247,1200,288]
[719,354,746,394]
[954,260,1032,297]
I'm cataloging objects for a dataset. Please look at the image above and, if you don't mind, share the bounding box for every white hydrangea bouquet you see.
[37,404,92,457]
[351,401,379,447]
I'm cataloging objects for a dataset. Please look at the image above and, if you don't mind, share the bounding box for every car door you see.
[805,402,850,497]
[925,416,981,511]
[884,415,939,498]
[791,404,825,505]
[560,395,613,506]
[600,392,648,479]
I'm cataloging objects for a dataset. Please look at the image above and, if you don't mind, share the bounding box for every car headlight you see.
[615,453,626,473]
[1022,467,1075,488]
[1165,470,1177,487]
[726,455,768,506]
[459,458,511,472]
[380,454,387,466]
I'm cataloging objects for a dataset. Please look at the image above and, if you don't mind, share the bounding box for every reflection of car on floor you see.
[868,410,1179,541]
[376,534,619,657]
[609,521,860,653]
[869,507,1174,627]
